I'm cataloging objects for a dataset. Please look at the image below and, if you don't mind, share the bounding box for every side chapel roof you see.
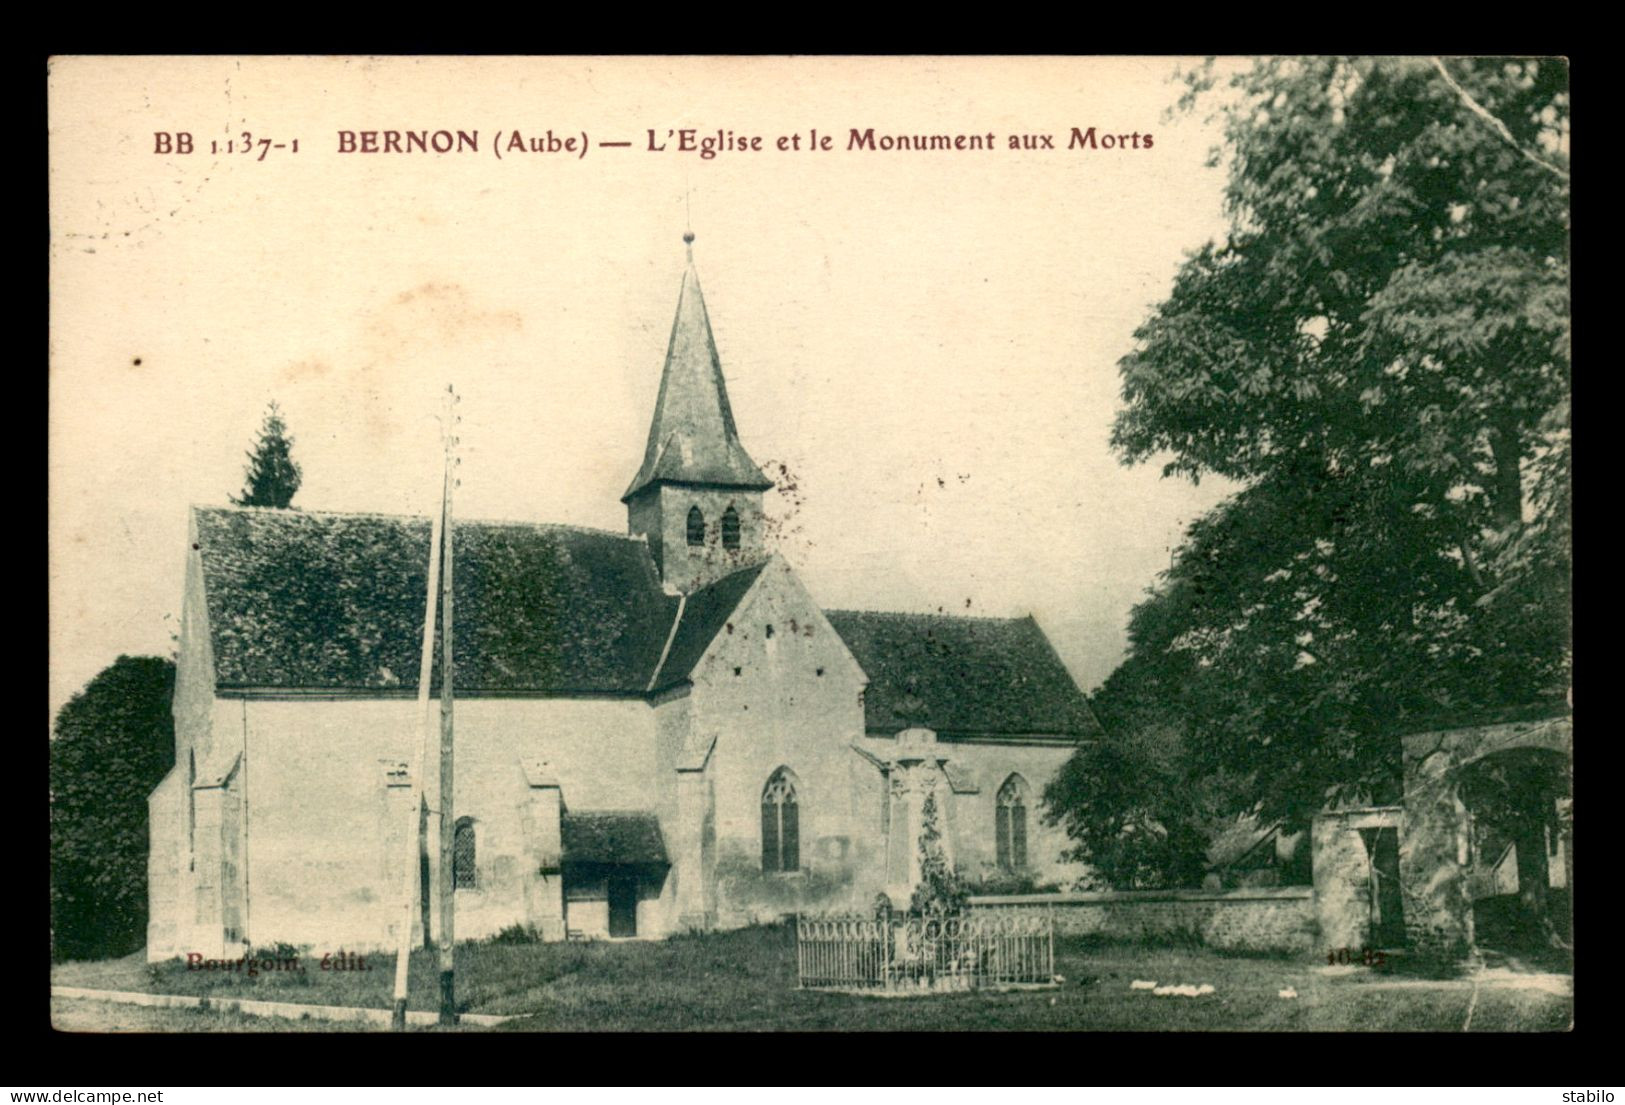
[824,610,1102,741]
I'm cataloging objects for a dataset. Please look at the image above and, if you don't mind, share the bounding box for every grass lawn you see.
[51,997,379,1033]
[52,925,1572,1032]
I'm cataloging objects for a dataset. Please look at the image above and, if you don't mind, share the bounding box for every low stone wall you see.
[968,887,1317,954]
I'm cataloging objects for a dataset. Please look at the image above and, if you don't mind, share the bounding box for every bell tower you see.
[624,233,775,593]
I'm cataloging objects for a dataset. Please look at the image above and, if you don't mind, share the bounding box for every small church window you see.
[721,506,741,550]
[686,506,705,547]
[762,768,800,873]
[996,775,1029,872]
[453,817,477,889]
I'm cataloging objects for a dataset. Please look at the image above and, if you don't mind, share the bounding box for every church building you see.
[146,237,1102,961]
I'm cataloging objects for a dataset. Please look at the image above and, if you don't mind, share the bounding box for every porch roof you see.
[561,810,670,867]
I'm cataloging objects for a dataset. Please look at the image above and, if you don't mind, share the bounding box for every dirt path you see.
[50,996,344,1033]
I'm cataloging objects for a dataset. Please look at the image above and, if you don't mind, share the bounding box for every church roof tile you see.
[192,506,678,693]
[649,560,770,691]
[191,508,1098,741]
[561,810,669,866]
[824,610,1102,741]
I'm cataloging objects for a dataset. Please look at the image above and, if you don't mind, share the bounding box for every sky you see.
[49,56,1242,723]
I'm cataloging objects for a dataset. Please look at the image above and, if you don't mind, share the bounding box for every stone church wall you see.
[687,563,878,925]
[917,739,1084,891]
[221,695,658,953]
[629,484,768,594]
[170,534,219,771]
[145,770,185,961]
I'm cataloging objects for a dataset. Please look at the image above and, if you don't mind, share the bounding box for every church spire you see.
[622,234,774,503]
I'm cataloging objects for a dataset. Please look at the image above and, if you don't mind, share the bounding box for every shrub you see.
[961,867,1062,897]
[484,924,545,946]
[1134,923,1206,951]
[249,941,304,962]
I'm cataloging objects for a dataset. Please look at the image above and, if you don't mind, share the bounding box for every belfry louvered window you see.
[996,775,1029,872]
[686,506,705,547]
[453,817,477,889]
[721,506,741,550]
[762,769,800,873]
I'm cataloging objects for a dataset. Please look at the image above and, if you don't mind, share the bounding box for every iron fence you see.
[796,910,1055,992]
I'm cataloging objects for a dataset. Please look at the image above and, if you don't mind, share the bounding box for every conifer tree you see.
[231,401,302,508]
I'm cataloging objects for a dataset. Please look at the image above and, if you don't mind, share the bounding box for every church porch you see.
[560,810,672,940]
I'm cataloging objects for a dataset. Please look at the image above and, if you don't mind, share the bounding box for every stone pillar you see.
[188,752,246,960]
[520,759,566,941]
[1310,807,1402,955]
[674,767,718,930]
[884,727,949,904]
[885,774,913,897]
[379,760,425,949]
[219,772,244,946]
[190,780,227,959]
[146,770,184,962]
[1312,813,1367,954]
[1399,747,1474,959]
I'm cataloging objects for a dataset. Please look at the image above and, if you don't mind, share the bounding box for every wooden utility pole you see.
[436,384,460,1026]
[391,388,454,1032]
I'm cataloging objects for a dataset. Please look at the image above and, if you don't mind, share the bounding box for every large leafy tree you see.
[231,401,303,509]
[50,656,176,960]
[1058,58,1569,852]
[1043,718,1241,889]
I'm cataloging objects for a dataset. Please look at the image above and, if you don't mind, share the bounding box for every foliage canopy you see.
[51,655,176,960]
[1050,58,1570,863]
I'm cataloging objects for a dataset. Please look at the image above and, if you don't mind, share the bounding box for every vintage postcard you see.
[48,56,1571,1033]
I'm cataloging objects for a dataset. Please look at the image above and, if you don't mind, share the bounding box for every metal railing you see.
[796,910,1055,992]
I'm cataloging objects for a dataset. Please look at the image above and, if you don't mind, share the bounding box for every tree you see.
[1042,720,1239,890]
[50,656,176,960]
[231,401,303,508]
[1056,59,1569,896]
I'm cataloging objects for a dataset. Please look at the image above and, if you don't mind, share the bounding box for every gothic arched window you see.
[762,768,800,873]
[721,505,741,551]
[686,506,705,547]
[453,817,477,889]
[996,775,1029,872]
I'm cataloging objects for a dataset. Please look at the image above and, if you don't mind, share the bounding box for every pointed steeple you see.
[622,234,774,503]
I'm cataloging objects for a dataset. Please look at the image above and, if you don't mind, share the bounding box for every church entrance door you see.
[608,875,638,938]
